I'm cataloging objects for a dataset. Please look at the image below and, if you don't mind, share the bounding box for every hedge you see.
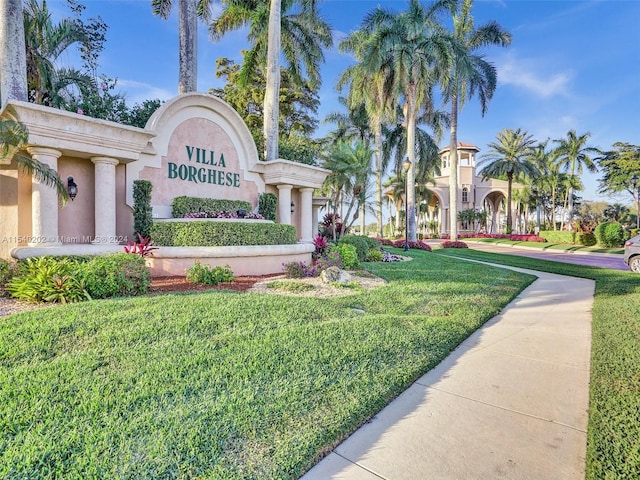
[538,230,575,244]
[171,196,253,218]
[151,221,297,246]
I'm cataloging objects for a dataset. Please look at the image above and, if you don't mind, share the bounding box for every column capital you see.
[300,187,314,193]
[91,156,119,166]
[26,146,62,158]
[276,184,293,191]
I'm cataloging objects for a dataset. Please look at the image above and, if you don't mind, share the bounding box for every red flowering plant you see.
[312,234,328,261]
[392,239,432,251]
[440,240,468,249]
[124,233,158,257]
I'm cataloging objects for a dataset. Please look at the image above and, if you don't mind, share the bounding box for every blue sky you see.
[52,0,640,204]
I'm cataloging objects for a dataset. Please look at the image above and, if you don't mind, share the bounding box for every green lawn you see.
[466,237,624,254]
[433,248,640,480]
[0,251,534,479]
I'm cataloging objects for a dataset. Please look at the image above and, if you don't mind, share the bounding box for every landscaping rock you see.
[321,266,352,284]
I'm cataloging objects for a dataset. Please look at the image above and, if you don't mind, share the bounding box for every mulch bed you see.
[149,274,282,294]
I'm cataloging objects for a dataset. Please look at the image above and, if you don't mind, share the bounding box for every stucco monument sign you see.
[0,93,330,275]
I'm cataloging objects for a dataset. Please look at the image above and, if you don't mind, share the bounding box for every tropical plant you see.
[186,261,235,285]
[596,142,640,212]
[478,128,539,233]
[442,0,511,242]
[0,119,67,200]
[258,192,278,221]
[357,0,456,243]
[23,0,104,106]
[209,0,332,161]
[553,130,599,230]
[123,233,158,257]
[211,57,321,163]
[322,141,375,238]
[7,256,90,303]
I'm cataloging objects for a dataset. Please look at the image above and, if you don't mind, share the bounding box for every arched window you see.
[462,186,469,203]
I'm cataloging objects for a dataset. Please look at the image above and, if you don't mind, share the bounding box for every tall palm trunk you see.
[177,0,197,93]
[506,172,513,232]
[448,86,459,241]
[405,84,417,242]
[263,0,281,161]
[0,0,28,105]
[373,118,384,238]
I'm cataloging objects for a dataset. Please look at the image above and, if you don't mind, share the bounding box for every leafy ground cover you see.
[0,251,533,479]
[434,248,640,480]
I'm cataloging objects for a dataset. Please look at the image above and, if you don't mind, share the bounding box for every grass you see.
[0,251,534,479]
[466,237,624,254]
[433,248,640,480]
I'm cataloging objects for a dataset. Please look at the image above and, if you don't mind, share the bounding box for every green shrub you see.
[133,180,153,239]
[0,259,18,296]
[185,262,234,285]
[594,221,625,248]
[172,196,252,218]
[333,243,360,270]
[538,230,575,244]
[258,192,278,222]
[151,221,297,246]
[8,257,90,303]
[576,232,597,246]
[81,253,150,299]
[339,235,371,262]
[366,249,383,262]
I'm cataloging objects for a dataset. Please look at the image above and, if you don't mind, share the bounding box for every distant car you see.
[624,234,640,272]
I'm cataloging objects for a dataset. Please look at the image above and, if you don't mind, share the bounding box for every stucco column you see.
[26,147,62,246]
[299,187,314,243]
[91,156,119,244]
[277,184,293,225]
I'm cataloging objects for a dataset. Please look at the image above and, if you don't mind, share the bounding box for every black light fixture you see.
[67,176,78,201]
[290,201,295,213]
[403,157,411,252]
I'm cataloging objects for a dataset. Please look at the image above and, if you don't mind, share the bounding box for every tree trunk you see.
[263,0,281,161]
[373,118,384,238]
[448,89,459,241]
[177,0,197,94]
[0,0,28,106]
[506,173,513,233]
[405,84,417,242]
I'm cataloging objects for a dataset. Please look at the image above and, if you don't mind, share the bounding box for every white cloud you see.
[116,79,175,105]
[497,53,571,98]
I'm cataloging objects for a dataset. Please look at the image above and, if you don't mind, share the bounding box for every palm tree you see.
[442,0,511,242]
[0,0,66,200]
[1,0,28,106]
[552,130,599,229]
[322,141,375,237]
[210,0,332,161]
[337,37,387,238]
[359,0,455,242]
[478,128,539,233]
[152,0,212,93]
[0,119,67,200]
[23,0,95,106]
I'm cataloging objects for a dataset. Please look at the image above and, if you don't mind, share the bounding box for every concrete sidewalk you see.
[301,265,594,480]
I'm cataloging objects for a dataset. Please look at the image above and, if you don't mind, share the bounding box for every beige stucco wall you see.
[57,156,95,243]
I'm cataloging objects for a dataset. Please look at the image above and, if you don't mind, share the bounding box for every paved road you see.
[442,241,629,271]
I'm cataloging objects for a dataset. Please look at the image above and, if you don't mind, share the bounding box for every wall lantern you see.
[290,201,295,213]
[67,176,78,201]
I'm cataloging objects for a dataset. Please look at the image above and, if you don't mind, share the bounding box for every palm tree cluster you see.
[478,127,599,233]
[326,0,511,241]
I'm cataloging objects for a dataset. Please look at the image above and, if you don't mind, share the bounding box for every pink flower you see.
[77,109,84,115]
